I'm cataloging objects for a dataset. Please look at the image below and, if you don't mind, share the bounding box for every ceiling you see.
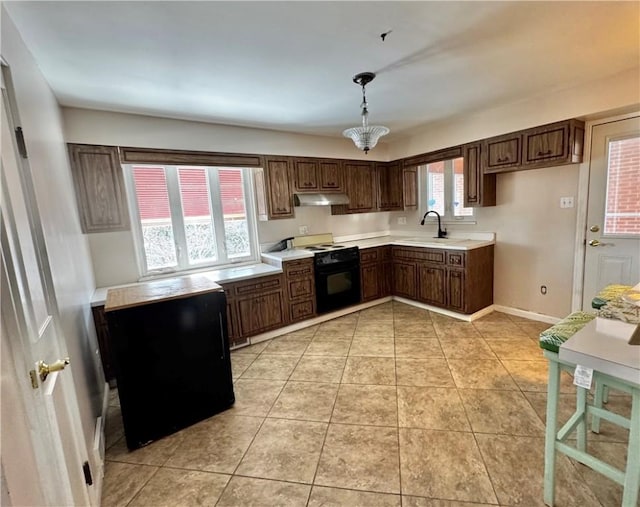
[5,1,640,141]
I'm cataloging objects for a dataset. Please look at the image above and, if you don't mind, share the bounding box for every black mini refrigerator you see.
[106,290,234,450]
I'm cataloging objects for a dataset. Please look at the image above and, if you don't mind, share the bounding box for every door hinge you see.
[29,369,39,389]
[14,127,28,159]
[82,461,93,486]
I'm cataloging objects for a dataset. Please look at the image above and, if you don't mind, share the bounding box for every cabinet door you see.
[522,123,570,165]
[319,160,343,192]
[378,162,404,211]
[417,265,446,306]
[463,142,496,207]
[483,134,522,173]
[68,144,130,233]
[293,159,319,192]
[403,167,418,210]
[392,262,417,299]
[237,290,285,336]
[447,269,465,312]
[345,162,377,212]
[361,264,381,302]
[264,157,294,218]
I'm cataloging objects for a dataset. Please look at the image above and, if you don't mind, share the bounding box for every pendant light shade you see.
[342,72,389,154]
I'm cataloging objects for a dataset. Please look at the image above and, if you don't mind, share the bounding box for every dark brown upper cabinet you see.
[332,161,378,214]
[263,156,294,219]
[481,119,585,174]
[293,158,344,193]
[403,166,418,210]
[463,142,496,207]
[522,119,584,168]
[318,160,343,192]
[483,133,522,173]
[378,162,404,211]
[67,144,130,233]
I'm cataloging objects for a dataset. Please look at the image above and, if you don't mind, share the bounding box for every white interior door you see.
[1,68,92,506]
[582,116,640,309]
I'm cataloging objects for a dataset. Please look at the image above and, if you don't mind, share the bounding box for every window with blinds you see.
[125,164,258,275]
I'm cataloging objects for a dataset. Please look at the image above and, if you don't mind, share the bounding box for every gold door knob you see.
[37,357,70,382]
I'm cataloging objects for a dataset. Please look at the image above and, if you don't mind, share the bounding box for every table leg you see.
[592,381,604,434]
[622,388,640,507]
[544,356,561,506]
[577,386,588,452]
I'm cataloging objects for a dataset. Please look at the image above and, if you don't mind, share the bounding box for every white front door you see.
[1,67,92,506]
[582,116,640,309]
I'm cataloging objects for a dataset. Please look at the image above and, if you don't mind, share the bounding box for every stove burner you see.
[331,245,345,248]
[305,246,326,251]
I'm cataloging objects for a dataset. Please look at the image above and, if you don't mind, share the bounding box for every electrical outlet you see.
[397,217,407,225]
[299,225,308,235]
[560,197,574,208]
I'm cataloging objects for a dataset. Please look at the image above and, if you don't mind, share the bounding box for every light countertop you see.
[92,263,282,307]
[261,233,496,266]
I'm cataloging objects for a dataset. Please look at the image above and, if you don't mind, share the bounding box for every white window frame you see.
[123,164,261,278]
[419,158,476,224]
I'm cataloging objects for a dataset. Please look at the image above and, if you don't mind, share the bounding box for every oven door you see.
[315,261,361,314]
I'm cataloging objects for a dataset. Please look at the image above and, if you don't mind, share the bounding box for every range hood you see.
[293,193,350,206]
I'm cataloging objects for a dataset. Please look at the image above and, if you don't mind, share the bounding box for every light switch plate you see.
[397,217,407,225]
[298,225,309,235]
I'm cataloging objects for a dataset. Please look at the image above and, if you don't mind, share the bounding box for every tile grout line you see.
[306,311,360,505]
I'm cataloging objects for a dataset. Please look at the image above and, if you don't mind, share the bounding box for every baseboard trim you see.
[90,382,110,506]
[493,305,560,324]
[391,297,494,322]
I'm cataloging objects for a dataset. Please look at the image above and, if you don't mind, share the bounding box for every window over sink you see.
[421,157,475,222]
[123,164,259,276]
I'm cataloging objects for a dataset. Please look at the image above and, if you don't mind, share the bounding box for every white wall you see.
[62,108,392,286]
[1,5,104,480]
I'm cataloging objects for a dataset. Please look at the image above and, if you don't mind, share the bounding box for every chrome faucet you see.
[420,210,447,238]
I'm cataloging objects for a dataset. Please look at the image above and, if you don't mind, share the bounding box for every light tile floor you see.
[102,302,634,507]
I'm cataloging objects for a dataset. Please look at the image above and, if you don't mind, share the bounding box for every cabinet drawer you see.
[446,252,466,267]
[290,300,315,321]
[393,247,445,264]
[284,259,314,278]
[234,275,282,296]
[288,279,313,299]
[360,249,380,264]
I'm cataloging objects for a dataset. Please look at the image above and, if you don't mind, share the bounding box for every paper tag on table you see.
[573,365,594,389]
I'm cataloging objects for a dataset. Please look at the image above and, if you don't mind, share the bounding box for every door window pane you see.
[132,166,177,270]
[220,169,251,258]
[178,168,217,263]
[426,161,445,215]
[605,136,640,235]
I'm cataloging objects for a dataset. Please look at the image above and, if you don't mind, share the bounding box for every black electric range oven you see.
[309,245,361,314]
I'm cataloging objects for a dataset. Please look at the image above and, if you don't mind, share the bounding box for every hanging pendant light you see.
[342,72,389,154]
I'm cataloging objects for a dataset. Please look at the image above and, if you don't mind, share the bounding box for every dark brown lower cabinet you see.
[283,258,316,323]
[393,262,417,300]
[220,274,287,347]
[417,265,446,306]
[360,246,392,302]
[392,245,493,314]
